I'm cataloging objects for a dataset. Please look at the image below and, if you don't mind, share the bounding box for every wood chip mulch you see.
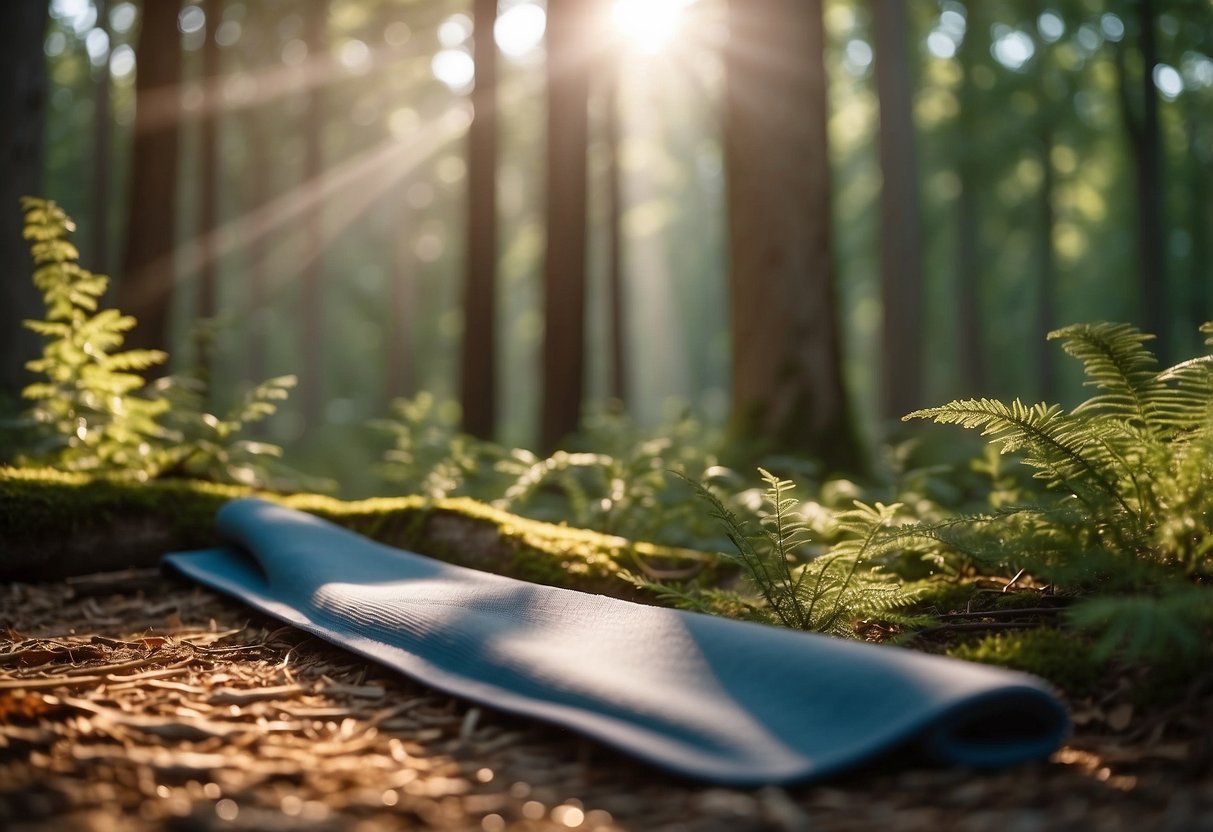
[2,569,1212,831]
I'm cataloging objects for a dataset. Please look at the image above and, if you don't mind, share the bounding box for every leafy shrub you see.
[10,197,299,489]
[902,322,1213,663]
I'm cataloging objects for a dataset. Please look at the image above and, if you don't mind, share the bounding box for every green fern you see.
[16,197,168,473]
[674,469,910,635]
[12,197,301,489]
[903,321,1213,663]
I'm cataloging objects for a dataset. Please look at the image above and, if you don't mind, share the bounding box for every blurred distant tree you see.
[196,0,223,376]
[117,0,184,368]
[300,0,329,426]
[1115,0,1168,361]
[460,0,499,440]
[0,1,47,404]
[723,0,859,471]
[1031,1,1061,399]
[953,0,986,395]
[540,0,595,451]
[872,0,924,419]
[91,0,112,276]
[602,43,627,405]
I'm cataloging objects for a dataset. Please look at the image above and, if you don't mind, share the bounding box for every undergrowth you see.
[6,197,301,489]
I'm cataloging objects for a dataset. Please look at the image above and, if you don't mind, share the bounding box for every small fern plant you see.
[627,469,910,636]
[16,197,168,473]
[12,197,299,489]
[904,321,1213,662]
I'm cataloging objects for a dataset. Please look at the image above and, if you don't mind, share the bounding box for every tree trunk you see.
[0,1,48,404]
[117,0,184,367]
[723,0,859,471]
[955,1,985,395]
[196,0,223,376]
[459,0,499,440]
[92,0,113,277]
[300,0,328,428]
[539,0,593,452]
[871,0,924,420]
[1035,122,1057,399]
[604,61,627,405]
[1133,0,1168,358]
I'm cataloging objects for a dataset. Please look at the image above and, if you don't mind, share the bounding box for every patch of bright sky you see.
[1154,64,1184,100]
[438,13,472,48]
[495,2,545,59]
[1037,11,1064,44]
[842,39,872,76]
[110,44,135,78]
[1183,52,1213,88]
[85,27,109,65]
[992,27,1035,70]
[612,0,693,55]
[110,3,137,34]
[432,49,474,92]
[50,0,95,35]
[339,39,372,74]
[178,5,205,35]
[1099,13,1124,43]
[926,3,965,60]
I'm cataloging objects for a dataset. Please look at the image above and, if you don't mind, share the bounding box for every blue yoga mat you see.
[163,498,1068,785]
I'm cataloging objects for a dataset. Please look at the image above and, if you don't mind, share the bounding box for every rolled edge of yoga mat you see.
[163,498,1069,785]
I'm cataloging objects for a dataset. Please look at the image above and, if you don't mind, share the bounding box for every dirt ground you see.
[1,568,1211,831]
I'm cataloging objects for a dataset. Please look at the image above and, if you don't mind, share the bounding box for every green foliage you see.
[627,469,912,636]
[903,321,1213,664]
[948,629,1103,696]
[16,197,169,472]
[374,397,728,547]
[11,197,298,490]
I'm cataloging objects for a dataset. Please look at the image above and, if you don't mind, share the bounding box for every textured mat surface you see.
[164,499,1068,784]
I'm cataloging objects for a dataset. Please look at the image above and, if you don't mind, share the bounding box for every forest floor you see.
[1,569,1212,832]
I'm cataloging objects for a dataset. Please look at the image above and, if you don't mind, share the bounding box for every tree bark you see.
[539,0,593,452]
[300,0,328,427]
[723,0,859,471]
[117,0,184,368]
[91,0,113,277]
[196,0,223,376]
[604,61,627,405]
[0,1,48,403]
[460,0,499,440]
[871,0,924,420]
[955,0,985,395]
[1134,0,1168,359]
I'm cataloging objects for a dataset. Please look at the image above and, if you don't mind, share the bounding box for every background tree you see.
[871,0,924,420]
[0,1,49,404]
[196,0,224,368]
[539,0,595,451]
[91,0,112,276]
[459,0,499,440]
[116,0,184,366]
[299,0,329,427]
[723,0,859,471]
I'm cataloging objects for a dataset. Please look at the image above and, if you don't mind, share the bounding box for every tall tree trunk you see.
[1116,1,1168,356]
[387,212,417,402]
[539,0,593,451]
[1035,122,1057,399]
[955,1,985,395]
[117,0,184,367]
[300,0,328,428]
[871,0,924,420]
[1186,111,1210,338]
[245,104,270,387]
[0,1,48,404]
[196,0,223,376]
[459,0,498,440]
[92,0,113,277]
[604,60,627,405]
[723,0,859,471]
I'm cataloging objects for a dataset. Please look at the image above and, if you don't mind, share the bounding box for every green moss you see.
[0,467,713,598]
[948,628,1104,695]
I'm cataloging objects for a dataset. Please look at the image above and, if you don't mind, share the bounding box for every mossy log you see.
[0,467,716,598]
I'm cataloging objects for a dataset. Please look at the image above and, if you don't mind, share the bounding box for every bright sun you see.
[611,0,690,54]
